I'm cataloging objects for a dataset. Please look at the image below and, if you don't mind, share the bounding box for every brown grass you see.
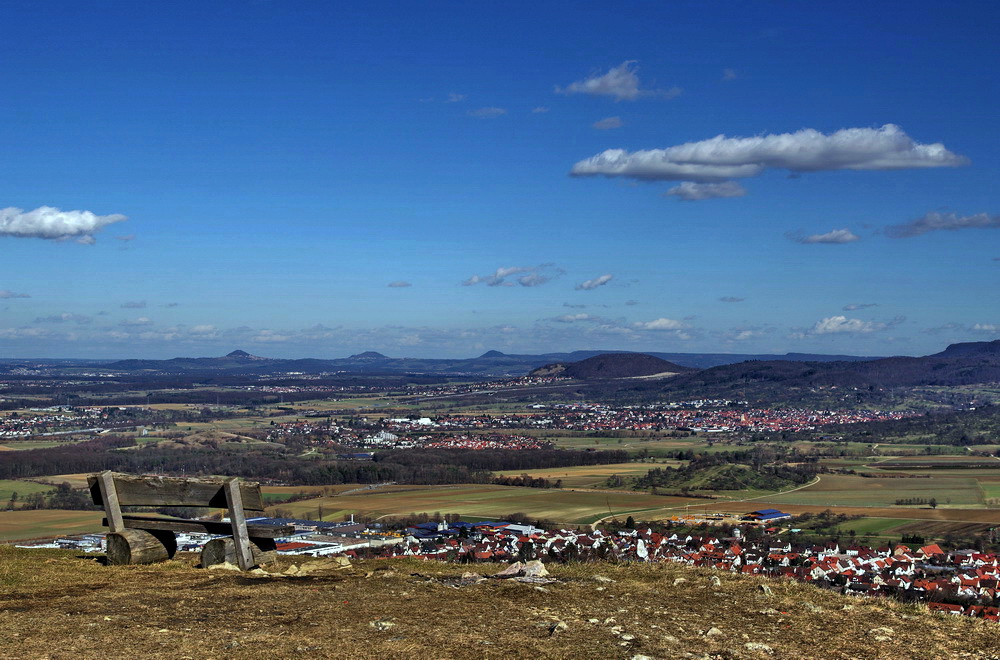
[2,547,1000,658]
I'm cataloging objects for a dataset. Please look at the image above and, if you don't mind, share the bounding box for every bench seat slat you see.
[107,515,293,538]
[88,473,266,510]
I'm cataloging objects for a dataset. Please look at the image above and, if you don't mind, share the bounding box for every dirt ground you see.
[2,547,1000,659]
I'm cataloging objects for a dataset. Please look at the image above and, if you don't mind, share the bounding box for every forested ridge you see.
[0,437,628,486]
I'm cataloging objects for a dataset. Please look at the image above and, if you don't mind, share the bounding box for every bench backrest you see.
[88,472,265,511]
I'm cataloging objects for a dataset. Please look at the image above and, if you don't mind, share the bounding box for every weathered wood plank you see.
[88,472,265,510]
[97,470,124,533]
[224,478,254,570]
[105,515,293,538]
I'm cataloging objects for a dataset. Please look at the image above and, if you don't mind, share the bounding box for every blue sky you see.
[1,1,998,359]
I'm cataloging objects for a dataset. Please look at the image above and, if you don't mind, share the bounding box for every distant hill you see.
[651,339,1000,400]
[348,351,389,360]
[532,353,695,380]
[931,340,1000,359]
[94,345,993,383]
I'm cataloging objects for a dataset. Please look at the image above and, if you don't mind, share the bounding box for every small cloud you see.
[801,315,904,336]
[971,323,999,333]
[666,181,747,201]
[556,61,680,101]
[635,317,689,333]
[119,317,153,327]
[35,313,91,324]
[718,296,745,303]
[0,206,127,243]
[0,290,30,299]
[722,68,738,81]
[624,300,638,306]
[465,264,559,288]
[571,125,967,183]
[518,273,550,287]
[190,324,217,335]
[387,281,412,288]
[552,313,600,323]
[790,228,860,244]
[885,211,1000,238]
[467,107,507,118]
[116,234,136,242]
[592,116,623,130]
[843,303,878,311]
[576,274,613,291]
[531,106,550,114]
[162,302,179,308]
[445,93,466,103]
[121,301,147,309]
[563,303,586,309]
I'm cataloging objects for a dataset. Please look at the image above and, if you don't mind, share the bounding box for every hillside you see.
[2,547,998,658]
[532,353,695,380]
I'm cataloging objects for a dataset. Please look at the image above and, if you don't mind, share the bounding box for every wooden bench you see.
[88,471,294,570]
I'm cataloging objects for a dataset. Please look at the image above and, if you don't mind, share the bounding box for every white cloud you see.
[666,181,747,201]
[531,106,550,114]
[576,274,613,291]
[635,317,687,331]
[843,303,878,311]
[592,116,623,130]
[571,124,967,183]
[517,273,550,287]
[445,93,465,103]
[467,107,507,118]
[35,313,91,324]
[121,301,147,309]
[0,327,51,339]
[557,61,680,101]
[0,206,127,242]
[801,315,905,336]
[552,313,600,323]
[792,228,860,244]
[387,281,412,288]
[885,211,1000,238]
[190,324,217,335]
[119,317,153,327]
[971,323,999,333]
[722,68,738,81]
[0,290,30,299]
[464,264,560,288]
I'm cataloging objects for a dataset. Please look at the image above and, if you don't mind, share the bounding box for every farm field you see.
[265,484,693,526]
[0,479,55,504]
[763,474,984,507]
[0,510,104,541]
[0,440,77,451]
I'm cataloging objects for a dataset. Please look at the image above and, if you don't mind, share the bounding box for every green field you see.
[0,510,105,541]
[267,484,693,525]
[764,474,984,507]
[0,480,56,505]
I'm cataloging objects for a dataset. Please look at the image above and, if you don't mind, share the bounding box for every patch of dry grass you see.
[1,546,999,658]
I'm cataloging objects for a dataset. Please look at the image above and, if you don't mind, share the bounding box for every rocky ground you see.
[2,546,1000,659]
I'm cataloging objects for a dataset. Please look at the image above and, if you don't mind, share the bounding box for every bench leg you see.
[200,537,277,569]
[106,529,173,565]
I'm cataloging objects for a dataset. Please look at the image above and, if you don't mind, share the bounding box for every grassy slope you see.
[2,547,1000,658]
